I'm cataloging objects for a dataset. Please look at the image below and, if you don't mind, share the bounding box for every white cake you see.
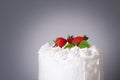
[38,43,104,80]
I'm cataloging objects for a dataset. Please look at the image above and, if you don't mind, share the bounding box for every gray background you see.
[0,0,120,80]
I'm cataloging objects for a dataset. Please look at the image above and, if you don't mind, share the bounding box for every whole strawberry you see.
[72,36,84,45]
[54,37,67,48]
[67,35,74,44]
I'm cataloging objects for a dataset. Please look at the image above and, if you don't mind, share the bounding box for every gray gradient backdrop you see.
[0,0,120,80]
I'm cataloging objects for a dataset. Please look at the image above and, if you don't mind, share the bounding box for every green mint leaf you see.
[78,40,91,48]
[73,41,78,46]
[64,43,73,49]
[79,44,87,48]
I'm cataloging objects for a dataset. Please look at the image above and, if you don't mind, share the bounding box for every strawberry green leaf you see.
[78,40,91,48]
[83,35,89,40]
[64,43,73,49]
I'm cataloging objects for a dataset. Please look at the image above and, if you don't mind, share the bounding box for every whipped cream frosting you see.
[38,43,104,80]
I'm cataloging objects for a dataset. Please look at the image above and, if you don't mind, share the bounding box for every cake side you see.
[38,35,104,80]
[38,43,103,80]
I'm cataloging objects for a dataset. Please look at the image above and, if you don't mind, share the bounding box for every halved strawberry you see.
[54,37,67,48]
[67,35,74,44]
[72,36,84,45]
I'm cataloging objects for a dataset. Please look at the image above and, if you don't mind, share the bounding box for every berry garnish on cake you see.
[54,37,67,48]
[54,35,91,49]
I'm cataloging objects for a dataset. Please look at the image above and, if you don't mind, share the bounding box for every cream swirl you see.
[38,43,100,60]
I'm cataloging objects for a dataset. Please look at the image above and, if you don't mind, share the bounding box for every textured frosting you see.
[38,43,104,80]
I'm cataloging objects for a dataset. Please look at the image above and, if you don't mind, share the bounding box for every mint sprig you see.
[64,43,73,49]
[78,40,91,48]
[64,40,91,49]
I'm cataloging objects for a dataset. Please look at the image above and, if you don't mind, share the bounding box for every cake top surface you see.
[38,35,100,60]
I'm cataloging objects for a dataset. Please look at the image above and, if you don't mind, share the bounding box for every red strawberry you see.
[67,35,74,44]
[72,36,84,45]
[54,37,67,48]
